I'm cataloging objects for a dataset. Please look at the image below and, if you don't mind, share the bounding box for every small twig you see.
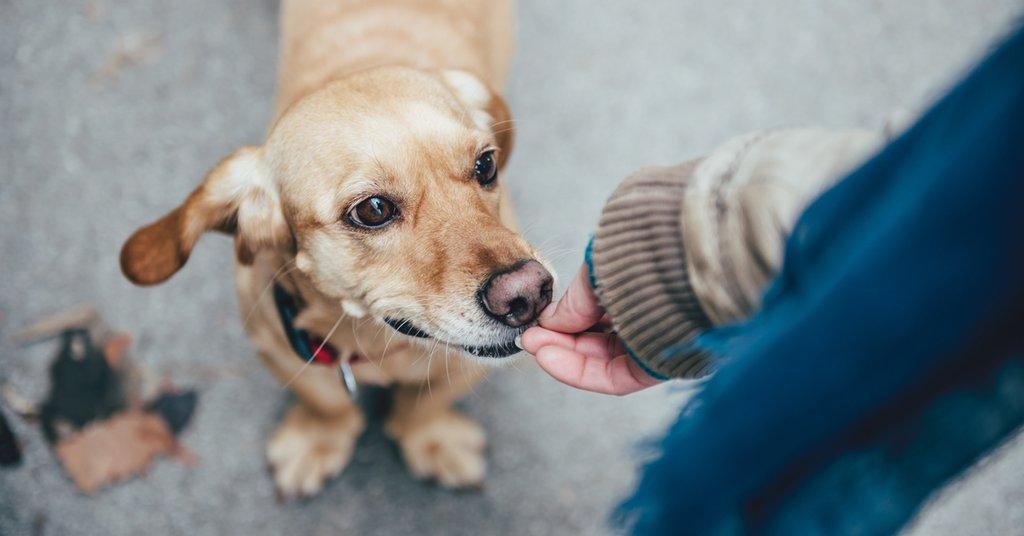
[8,306,100,346]
[90,34,163,85]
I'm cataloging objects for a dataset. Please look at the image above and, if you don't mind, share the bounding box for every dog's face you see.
[121,67,552,359]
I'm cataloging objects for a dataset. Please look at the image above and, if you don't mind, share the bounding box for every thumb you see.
[539,263,604,334]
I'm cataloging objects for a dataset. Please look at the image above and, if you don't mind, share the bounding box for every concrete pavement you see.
[2,1,1021,534]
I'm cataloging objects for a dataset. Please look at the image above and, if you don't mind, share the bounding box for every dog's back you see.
[275,0,514,117]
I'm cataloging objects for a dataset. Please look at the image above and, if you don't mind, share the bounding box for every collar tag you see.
[273,283,358,397]
[337,360,358,397]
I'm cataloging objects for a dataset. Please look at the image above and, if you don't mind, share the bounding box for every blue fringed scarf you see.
[618,24,1024,536]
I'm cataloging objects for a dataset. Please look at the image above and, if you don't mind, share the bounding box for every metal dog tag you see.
[337,359,358,398]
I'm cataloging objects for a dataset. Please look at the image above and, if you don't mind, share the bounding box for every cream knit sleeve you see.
[589,129,884,379]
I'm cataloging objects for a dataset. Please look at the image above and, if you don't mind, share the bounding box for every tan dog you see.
[119,0,553,496]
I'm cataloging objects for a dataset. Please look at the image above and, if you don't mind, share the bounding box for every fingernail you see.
[514,335,523,350]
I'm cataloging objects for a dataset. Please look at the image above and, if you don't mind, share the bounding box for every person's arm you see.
[524,129,884,391]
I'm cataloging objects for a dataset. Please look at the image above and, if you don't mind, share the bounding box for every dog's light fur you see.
[120,0,541,496]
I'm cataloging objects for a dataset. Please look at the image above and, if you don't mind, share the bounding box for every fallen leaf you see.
[55,410,176,493]
[11,310,201,492]
[40,329,126,443]
[146,390,198,435]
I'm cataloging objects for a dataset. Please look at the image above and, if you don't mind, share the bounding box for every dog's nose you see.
[479,260,553,328]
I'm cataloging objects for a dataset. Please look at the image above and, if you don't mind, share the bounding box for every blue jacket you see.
[619,24,1024,536]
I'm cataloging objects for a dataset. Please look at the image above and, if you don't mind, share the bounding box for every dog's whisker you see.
[385,317,415,360]
[281,309,346,389]
[459,356,482,400]
[442,340,450,385]
[542,250,581,265]
[423,337,442,402]
[408,334,432,369]
[535,234,577,252]
[489,118,517,129]
[242,259,298,331]
[350,320,371,360]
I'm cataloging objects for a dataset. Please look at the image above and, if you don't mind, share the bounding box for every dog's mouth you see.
[384,318,431,339]
[460,340,521,358]
[383,317,520,358]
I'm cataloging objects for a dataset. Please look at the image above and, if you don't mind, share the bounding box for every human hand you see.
[519,263,662,395]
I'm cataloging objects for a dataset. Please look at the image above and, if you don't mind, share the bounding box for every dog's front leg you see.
[261,352,365,498]
[385,361,488,488]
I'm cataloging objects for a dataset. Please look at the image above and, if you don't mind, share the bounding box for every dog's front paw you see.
[390,411,487,488]
[266,404,365,498]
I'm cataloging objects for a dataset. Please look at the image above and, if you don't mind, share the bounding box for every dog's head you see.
[121,67,552,359]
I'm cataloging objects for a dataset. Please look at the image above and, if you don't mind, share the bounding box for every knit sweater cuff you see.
[590,162,713,379]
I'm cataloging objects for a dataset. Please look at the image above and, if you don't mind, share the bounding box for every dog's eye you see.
[474,150,498,186]
[348,196,398,229]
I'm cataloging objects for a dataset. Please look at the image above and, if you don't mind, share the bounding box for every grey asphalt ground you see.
[2,1,1022,535]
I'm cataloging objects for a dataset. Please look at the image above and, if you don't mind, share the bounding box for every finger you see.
[522,327,624,360]
[539,263,604,334]
[535,345,661,396]
[520,326,575,355]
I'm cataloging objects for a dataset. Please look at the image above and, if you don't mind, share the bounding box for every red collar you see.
[272,282,361,396]
[307,334,340,365]
[273,283,344,366]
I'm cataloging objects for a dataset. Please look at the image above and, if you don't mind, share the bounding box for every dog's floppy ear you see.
[120,146,289,286]
[441,69,514,169]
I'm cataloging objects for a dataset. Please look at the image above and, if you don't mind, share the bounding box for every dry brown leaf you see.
[55,410,177,493]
